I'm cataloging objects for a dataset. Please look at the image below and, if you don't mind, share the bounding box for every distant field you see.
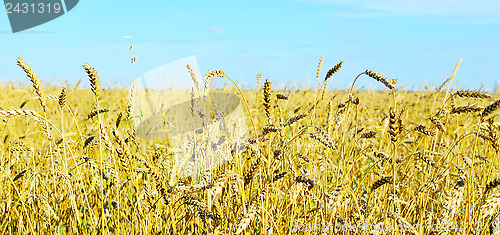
[1,58,500,234]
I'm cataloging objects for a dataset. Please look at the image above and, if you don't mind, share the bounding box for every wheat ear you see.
[126,79,136,119]
[364,70,397,90]
[16,58,46,110]
[58,87,67,108]
[83,63,99,100]
[0,109,53,140]
[450,105,483,114]
[454,89,491,99]
[186,64,200,91]
[370,176,393,192]
[316,55,323,81]
[263,78,272,120]
[324,60,343,82]
[485,178,500,195]
[482,99,500,117]
[235,205,258,234]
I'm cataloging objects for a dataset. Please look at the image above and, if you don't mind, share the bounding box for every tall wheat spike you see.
[204,69,227,94]
[451,105,483,114]
[0,109,53,140]
[58,87,67,108]
[263,78,272,120]
[187,64,200,91]
[316,55,323,81]
[482,99,500,117]
[17,58,46,110]
[324,60,343,82]
[83,63,100,99]
[454,89,490,99]
[365,70,397,90]
[126,79,137,119]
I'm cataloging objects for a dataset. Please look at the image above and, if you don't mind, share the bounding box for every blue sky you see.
[1,0,499,90]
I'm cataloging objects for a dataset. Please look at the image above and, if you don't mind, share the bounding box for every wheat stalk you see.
[235,205,258,234]
[416,152,440,168]
[415,124,435,136]
[370,176,393,192]
[0,109,42,118]
[272,172,287,182]
[389,108,404,142]
[83,135,95,150]
[365,70,397,90]
[324,60,343,82]
[16,58,46,109]
[0,109,53,140]
[276,92,289,100]
[284,113,309,127]
[485,178,500,195]
[483,99,500,117]
[262,125,281,135]
[296,175,315,190]
[126,79,137,119]
[429,115,446,132]
[360,131,376,139]
[326,185,345,216]
[116,112,123,128]
[87,108,109,120]
[58,87,67,108]
[83,63,99,99]
[263,78,272,120]
[98,123,114,152]
[480,193,500,219]
[203,69,227,93]
[186,64,200,91]
[243,158,260,186]
[454,89,491,99]
[316,55,323,81]
[309,127,336,151]
[450,105,483,114]
[442,179,466,219]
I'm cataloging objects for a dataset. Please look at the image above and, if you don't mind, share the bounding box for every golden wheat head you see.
[83,63,100,99]
[16,58,46,109]
[365,70,397,90]
[324,60,343,82]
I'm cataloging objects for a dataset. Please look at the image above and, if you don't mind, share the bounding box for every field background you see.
[1,60,500,234]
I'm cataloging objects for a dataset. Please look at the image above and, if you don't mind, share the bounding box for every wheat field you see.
[1,57,500,234]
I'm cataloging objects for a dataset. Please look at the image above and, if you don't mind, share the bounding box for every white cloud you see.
[445,18,500,25]
[209,27,224,33]
[298,0,500,16]
[329,12,393,18]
